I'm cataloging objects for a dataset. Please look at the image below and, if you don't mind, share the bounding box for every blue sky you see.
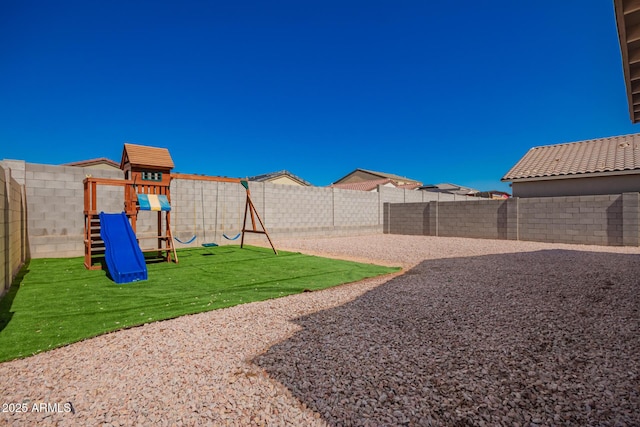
[1,0,637,191]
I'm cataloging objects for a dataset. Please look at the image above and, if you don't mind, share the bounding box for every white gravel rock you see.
[0,235,638,426]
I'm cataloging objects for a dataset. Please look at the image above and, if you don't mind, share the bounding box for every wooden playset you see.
[83,143,177,270]
[83,143,277,272]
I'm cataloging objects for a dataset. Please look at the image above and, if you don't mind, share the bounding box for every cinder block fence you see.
[1,162,28,296]
[383,193,640,247]
[3,160,471,294]
[2,158,639,298]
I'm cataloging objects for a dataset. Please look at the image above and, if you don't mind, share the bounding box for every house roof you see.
[614,0,640,123]
[333,168,422,185]
[359,168,420,183]
[396,182,422,190]
[501,133,640,182]
[330,178,396,191]
[63,157,120,169]
[247,170,312,186]
[121,143,174,170]
[475,190,511,199]
[419,183,479,195]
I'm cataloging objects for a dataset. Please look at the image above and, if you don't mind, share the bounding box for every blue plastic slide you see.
[99,212,148,284]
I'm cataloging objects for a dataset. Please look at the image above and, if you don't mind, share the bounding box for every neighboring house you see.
[331,168,422,191]
[63,157,121,171]
[474,190,511,199]
[248,170,312,186]
[330,178,399,192]
[501,134,640,198]
[419,183,479,196]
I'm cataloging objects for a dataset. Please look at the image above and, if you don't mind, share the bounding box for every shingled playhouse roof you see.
[121,143,174,170]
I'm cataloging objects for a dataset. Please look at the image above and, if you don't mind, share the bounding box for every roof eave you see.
[615,0,640,123]
[502,168,640,183]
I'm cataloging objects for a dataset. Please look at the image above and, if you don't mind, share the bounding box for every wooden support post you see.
[240,187,277,255]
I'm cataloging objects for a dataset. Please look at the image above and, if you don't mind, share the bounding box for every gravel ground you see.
[0,235,639,426]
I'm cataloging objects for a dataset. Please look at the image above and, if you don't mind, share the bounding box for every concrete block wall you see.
[169,177,195,240]
[379,186,406,204]
[404,189,426,203]
[213,182,245,236]
[5,163,463,267]
[384,202,430,235]
[378,186,468,204]
[518,195,623,246]
[1,165,7,294]
[333,187,380,232]
[385,193,640,247]
[438,199,509,239]
[171,180,385,244]
[0,163,27,296]
[622,192,639,246]
[10,158,637,264]
[262,183,334,235]
[24,162,123,258]
[14,166,495,259]
[378,187,407,231]
[377,187,475,233]
[169,177,203,245]
[170,179,235,247]
[8,171,25,281]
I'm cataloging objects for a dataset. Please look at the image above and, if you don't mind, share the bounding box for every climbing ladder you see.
[83,177,177,270]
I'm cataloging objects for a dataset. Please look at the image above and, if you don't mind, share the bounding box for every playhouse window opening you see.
[142,171,162,182]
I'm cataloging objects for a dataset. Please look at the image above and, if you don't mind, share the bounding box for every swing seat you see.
[223,233,241,241]
[202,242,219,247]
[174,235,197,244]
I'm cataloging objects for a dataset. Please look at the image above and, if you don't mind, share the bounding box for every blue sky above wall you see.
[1,0,637,192]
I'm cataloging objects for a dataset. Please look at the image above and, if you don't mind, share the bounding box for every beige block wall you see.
[0,163,28,296]
[0,165,7,294]
[4,156,637,281]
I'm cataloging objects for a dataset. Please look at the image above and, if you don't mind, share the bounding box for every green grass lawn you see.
[0,245,399,362]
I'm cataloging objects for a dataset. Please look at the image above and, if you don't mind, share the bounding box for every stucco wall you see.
[511,174,640,198]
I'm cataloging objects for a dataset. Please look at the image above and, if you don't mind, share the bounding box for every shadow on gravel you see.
[254,250,640,426]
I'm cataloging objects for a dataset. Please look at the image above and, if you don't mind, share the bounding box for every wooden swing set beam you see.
[172,173,278,255]
[172,173,242,183]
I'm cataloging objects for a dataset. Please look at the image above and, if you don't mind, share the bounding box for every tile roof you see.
[420,183,479,195]
[396,182,422,190]
[332,168,422,186]
[248,170,312,186]
[121,143,174,170]
[63,157,120,168]
[357,169,421,184]
[502,134,640,181]
[330,178,395,191]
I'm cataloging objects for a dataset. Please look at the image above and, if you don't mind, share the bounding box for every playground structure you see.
[84,144,277,280]
[171,173,278,255]
[83,144,177,273]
